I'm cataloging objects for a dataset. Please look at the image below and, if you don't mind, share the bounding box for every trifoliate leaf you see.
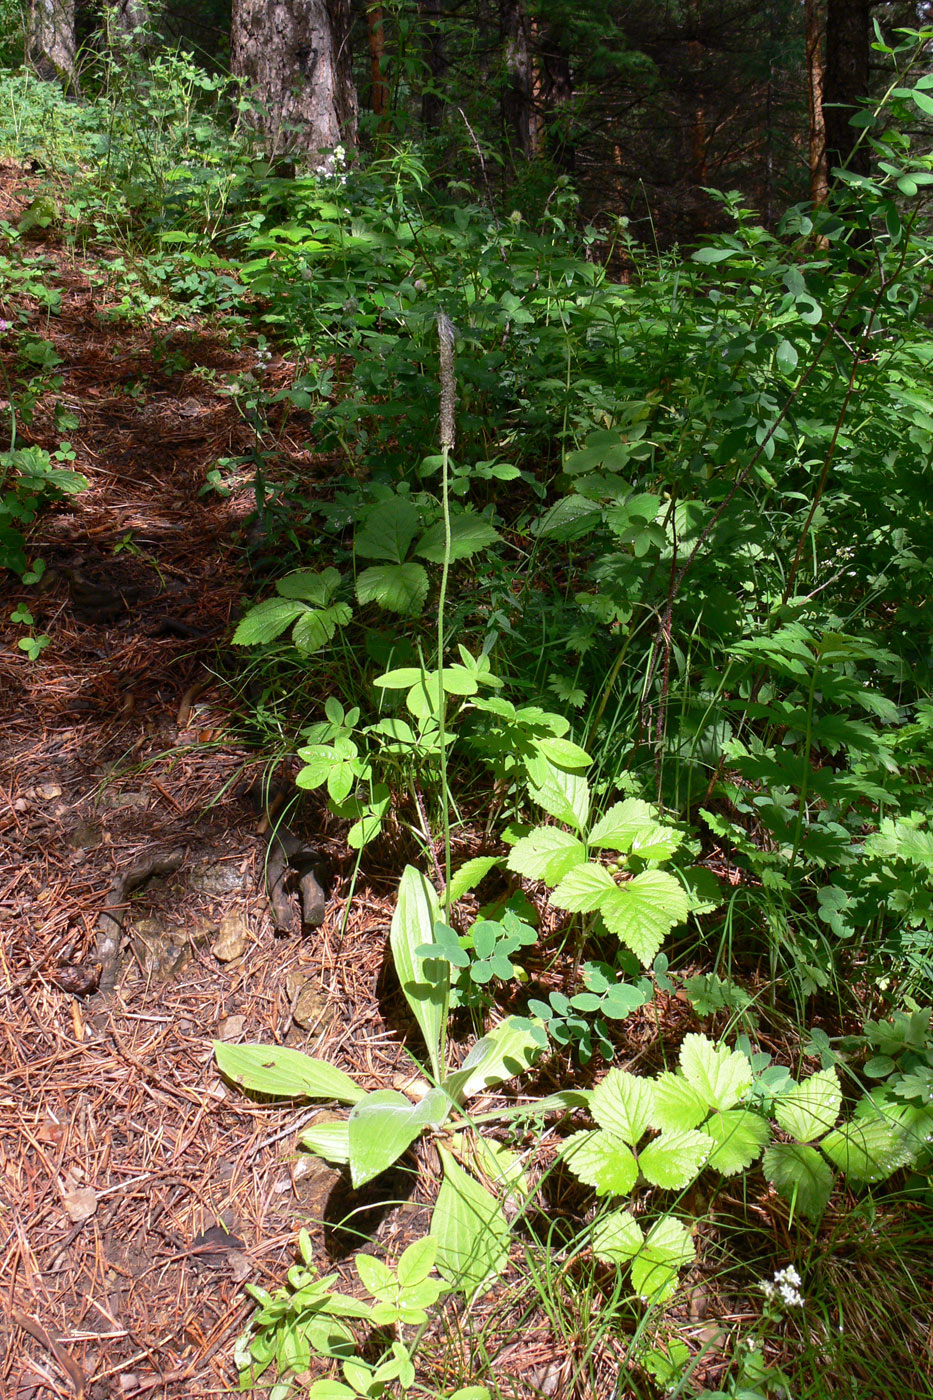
[550,862,616,912]
[232,597,304,645]
[445,857,502,904]
[591,1069,656,1145]
[356,563,429,616]
[774,1067,841,1143]
[355,496,421,562]
[651,1071,709,1133]
[763,1142,834,1221]
[276,566,342,604]
[588,799,681,860]
[679,1034,753,1112]
[292,603,352,655]
[415,513,501,563]
[507,828,586,885]
[599,871,690,966]
[630,1216,695,1303]
[591,1209,643,1264]
[638,1130,710,1189]
[561,1129,638,1196]
[820,1118,911,1183]
[701,1110,770,1175]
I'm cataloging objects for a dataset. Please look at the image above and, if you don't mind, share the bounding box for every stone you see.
[212,910,250,962]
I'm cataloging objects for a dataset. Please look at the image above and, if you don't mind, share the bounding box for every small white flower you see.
[762,1265,804,1309]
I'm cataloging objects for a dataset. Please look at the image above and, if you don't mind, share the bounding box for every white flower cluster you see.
[761,1264,804,1308]
[314,144,348,182]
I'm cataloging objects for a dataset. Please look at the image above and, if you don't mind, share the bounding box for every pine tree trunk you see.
[367,4,388,120]
[806,0,829,204]
[419,0,447,132]
[231,0,358,161]
[27,0,76,85]
[106,0,152,35]
[501,0,538,160]
[823,0,870,178]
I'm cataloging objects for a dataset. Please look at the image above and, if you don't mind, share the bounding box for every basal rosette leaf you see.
[638,1130,711,1189]
[763,1142,834,1221]
[415,513,501,563]
[651,1071,710,1133]
[356,562,429,616]
[599,871,690,966]
[355,495,420,562]
[701,1110,770,1175]
[213,1042,364,1104]
[774,1067,841,1143]
[630,1216,695,1303]
[276,566,342,604]
[562,1129,638,1196]
[431,1145,510,1298]
[820,1118,912,1183]
[590,1069,656,1145]
[232,597,305,645]
[507,827,587,885]
[679,1034,753,1112]
[591,1209,643,1264]
[587,799,682,861]
[292,602,352,655]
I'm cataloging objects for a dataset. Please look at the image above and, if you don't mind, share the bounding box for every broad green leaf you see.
[600,871,690,965]
[562,1129,638,1196]
[588,799,681,861]
[679,1034,753,1112]
[774,1067,841,1143]
[591,1208,643,1264]
[293,603,352,655]
[276,567,341,604]
[448,1389,492,1400]
[763,1142,833,1221]
[299,1120,351,1164]
[590,1069,655,1145]
[415,513,501,563]
[306,1382,356,1399]
[451,1134,533,1204]
[445,856,501,904]
[355,496,420,562]
[443,1017,542,1103]
[534,736,593,769]
[390,866,448,1080]
[355,1251,395,1300]
[507,827,586,884]
[820,1118,911,1183]
[374,667,423,689]
[396,1235,437,1287]
[356,562,428,615]
[550,862,616,912]
[527,760,590,832]
[431,1145,510,1298]
[651,1071,711,1133]
[638,1130,710,1189]
[213,1042,364,1103]
[348,1089,439,1187]
[630,1216,695,1303]
[232,597,304,645]
[701,1110,769,1175]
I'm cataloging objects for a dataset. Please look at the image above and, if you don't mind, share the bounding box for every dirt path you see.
[0,166,410,1400]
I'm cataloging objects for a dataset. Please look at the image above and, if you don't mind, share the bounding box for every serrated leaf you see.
[527,759,590,831]
[390,866,448,1080]
[591,1208,643,1263]
[763,1142,834,1221]
[293,603,352,655]
[507,827,586,884]
[590,1069,655,1144]
[276,567,342,604]
[589,799,681,860]
[213,1042,364,1103]
[631,1216,695,1302]
[415,513,501,563]
[551,862,616,912]
[820,1118,911,1182]
[651,1071,709,1132]
[638,1130,710,1189]
[431,1145,510,1298]
[562,1130,638,1196]
[600,871,690,966]
[232,597,304,645]
[356,563,428,615]
[445,856,501,904]
[701,1110,769,1175]
[356,496,421,562]
[679,1034,753,1112]
[774,1067,841,1142]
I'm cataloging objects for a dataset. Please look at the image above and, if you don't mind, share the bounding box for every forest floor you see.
[0,163,672,1400]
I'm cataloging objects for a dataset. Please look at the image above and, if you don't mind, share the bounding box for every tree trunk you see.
[367,4,388,120]
[537,19,573,172]
[106,0,152,35]
[27,0,76,85]
[805,0,829,204]
[419,0,447,133]
[501,0,539,160]
[823,0,870,178]
[231,0,358,161]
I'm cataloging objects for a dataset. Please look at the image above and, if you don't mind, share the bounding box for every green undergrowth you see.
[4,22,933,1400]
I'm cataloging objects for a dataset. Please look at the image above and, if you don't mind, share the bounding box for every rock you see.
[129,919,189,980]
[216,1015,246,1041]
[212,911,250,962]
[190,860,247,896]
[285,972,332,1031]
[36,781,62,800]
[67,819,101,850]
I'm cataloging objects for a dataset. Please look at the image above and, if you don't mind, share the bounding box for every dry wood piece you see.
[94,848,185,992]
